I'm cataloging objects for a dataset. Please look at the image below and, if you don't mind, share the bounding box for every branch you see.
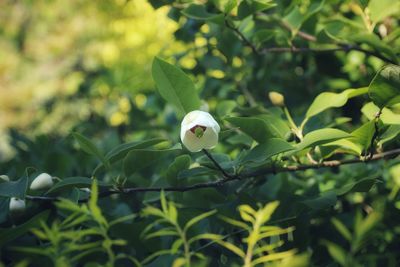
[26,148,400,202]
[202,149,235,179]
[258,45,397,64]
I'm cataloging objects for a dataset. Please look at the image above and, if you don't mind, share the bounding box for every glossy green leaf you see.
[369,64,400,108]
[123,145,182,176]
[166,155,191,186]
[152,57,201,116]
[297,128,350,151]
[72,132,109,168]
[0,198,9,223]
[350,121,376,151]
[242,138,294,163]
[380,124,400,145]
[336,177,378,196]
[46,177,111,194]
[302,191,337,210]
[305,88,368,119]
[0,175,28,198]
[177,167,216,180]
[0,210,50,247]
[93,138,166,175]
[181,4,224,24]
[361,102,400,125]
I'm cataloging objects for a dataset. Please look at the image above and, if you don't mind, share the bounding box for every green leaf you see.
[181,4,224,24]
[242,138,294,163]
[152,57,202,116]
[93,138,165,175]
[369,64,400,108]
[331,218,352,241]
[184,209,217,232]
[72,132,109,169]
[368,0,400,24]
[0,210,50,247]
[225,116,281,143]
[0,175,28,198]
[297,128,350,151]
[253,29,276,45]
[46,177,111,194]
[251,250,297,265]
[123,145,181,176]
[283,0,325,35]
[0,198,9,223]
[336,177,379,196]
[350,121,376,151]
[302,191,337,210]
[166,155,191,186]
[349,34,397,62]
[177,167,216,180]
[251,0,276,12]
[305,88,368,119]
[357,212,382,238]
[361,102,400,125]
[145,229,179,240]
[257,114,291,139]
[380,124,400,145]
[322,240,347,266]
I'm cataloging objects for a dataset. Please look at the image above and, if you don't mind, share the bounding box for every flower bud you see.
[0,175,9,182]
[9,197,26,213]
[268,91,285,107]
[30,173,54,191]
[180,110,220,152]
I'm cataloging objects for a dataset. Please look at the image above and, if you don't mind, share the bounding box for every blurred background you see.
[0,0,184,162]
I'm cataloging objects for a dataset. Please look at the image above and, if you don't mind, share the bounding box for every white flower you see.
[30,173,54,191]
[9,197,26,213]
[180,110,220,152]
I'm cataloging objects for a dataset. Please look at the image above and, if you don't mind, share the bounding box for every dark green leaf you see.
[181,4,224,24]
[0,175,28,198]
[72,132,109,168]
[46,177,111,194]
[166,155,191,186]
[0,210,50,247]
[123,145,182,176]
[93,138,166,175]
[302,191,337,210]
[242,138,294,163]
[336,177,378,196]
[369,65,400,108]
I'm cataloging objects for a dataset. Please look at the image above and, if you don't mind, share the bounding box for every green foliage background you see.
[1,0,400,266]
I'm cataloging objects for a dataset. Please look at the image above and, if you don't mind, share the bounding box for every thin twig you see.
[224,18,259,55]
[202,149,235,179]
[25,148,400,202]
